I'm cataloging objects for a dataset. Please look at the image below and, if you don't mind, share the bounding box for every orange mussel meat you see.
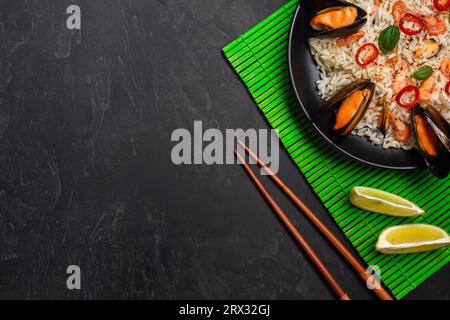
[414,114,440,157]
[311,7,358,30]
[334,88,371,135]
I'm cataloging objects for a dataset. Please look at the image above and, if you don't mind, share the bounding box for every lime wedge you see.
[376,224,450,254]
[349,187,425,217]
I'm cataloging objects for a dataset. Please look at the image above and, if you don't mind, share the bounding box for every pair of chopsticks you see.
[235,141,394,300]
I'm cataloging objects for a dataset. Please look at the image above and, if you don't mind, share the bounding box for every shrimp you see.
[337,31,365,47]
[393,76,413,94]
[440,59,450,78]
[392,1,407,25]
[421,15,447,35]
[391,112,411,142]
[419,75,435,102]
[391,59,413,94]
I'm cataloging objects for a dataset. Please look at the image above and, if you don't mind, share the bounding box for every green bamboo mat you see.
[223,0,449,300]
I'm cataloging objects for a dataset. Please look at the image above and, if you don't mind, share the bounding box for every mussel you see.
[425,105,450,152]
[411,105,450,179]
[377,95,391,136]
[325,79,375,136]
[307,0,368,38]
[416,39,441,59]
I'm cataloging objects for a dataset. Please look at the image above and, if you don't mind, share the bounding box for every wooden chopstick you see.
[238,140,394,301]
[235,149,351,300]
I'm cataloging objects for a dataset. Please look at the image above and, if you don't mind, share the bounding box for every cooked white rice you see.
[309,0,450,150]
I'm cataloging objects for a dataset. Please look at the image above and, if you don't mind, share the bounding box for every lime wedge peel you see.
[376,224,450,254]
[349,186,425,217]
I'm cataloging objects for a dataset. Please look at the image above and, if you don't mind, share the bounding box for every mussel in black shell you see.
[325,79,375,136]
[307,0,368,38]
[377,95,391,136]
[424,105,450,153]
[411,105,450,179]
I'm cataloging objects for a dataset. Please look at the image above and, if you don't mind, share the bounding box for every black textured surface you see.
[0,0,447,300]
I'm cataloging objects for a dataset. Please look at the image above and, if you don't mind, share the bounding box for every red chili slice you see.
[355,43,379,67]
[396,85,420,108]
[433,0,450,12]
[445,81,450,96]
[399,13,424,35]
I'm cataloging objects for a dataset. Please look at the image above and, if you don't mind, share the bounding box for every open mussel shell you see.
[325,79,375,136]
[411,106,450,179]
[306,0,367,38]
[424,105,450,153]
[416,39,441,59]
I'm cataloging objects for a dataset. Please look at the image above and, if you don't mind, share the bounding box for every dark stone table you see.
[0,0,447,300]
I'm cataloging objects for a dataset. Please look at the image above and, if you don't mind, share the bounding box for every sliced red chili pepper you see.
[396,85,420,108]
[355,43,379,67]
[433,0,450,12]
[399,13,424,35]
[445,81,450,96]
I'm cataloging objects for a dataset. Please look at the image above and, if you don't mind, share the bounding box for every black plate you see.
[288,2,425,170]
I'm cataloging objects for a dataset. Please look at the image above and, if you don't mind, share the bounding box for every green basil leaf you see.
[413,65,433,80]
[378,26,400,54]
